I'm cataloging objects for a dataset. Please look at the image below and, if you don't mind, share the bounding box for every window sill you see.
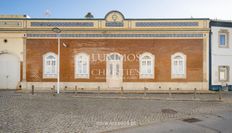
[139,75,154,79]
[171,75,186,79]
[43,75,57,79]
[218,45,229,48]
[75,75,89,79]
[218,80,229,82]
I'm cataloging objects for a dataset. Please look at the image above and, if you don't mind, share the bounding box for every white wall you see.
[0,33,24,61]
[211,26,232,85]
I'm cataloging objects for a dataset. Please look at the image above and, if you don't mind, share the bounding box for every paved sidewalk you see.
[110,111,232,133]
[0,90,232,133]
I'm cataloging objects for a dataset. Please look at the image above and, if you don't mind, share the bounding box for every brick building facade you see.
[0,11,210,91]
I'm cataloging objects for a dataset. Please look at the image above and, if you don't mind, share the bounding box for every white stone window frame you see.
[218,66,230,82]
[171,52,187,79]
[43,52,57,79]
[218,30,229,48]
[139,52,155,79]
[107,52,123,77]
[75,53,90,79]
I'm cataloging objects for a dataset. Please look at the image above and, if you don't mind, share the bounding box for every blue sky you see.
[0,0,231,20]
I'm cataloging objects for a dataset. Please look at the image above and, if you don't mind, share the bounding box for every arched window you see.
[75,53,90,79]
[139,52,155,79]
[43,52,57,78]
[171,52,186,79]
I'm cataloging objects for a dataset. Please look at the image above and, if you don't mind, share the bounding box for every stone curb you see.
[15,89,218,94]
[72,95,222,102]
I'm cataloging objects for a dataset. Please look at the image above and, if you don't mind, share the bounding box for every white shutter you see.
[139,53,154,79]
[75,53,90,79]
[43,53,57,78]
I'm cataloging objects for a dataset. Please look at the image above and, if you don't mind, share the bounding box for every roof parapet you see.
[0,14,29,18]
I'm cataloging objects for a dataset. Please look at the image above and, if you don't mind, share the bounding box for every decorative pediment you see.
[105,11,124,27]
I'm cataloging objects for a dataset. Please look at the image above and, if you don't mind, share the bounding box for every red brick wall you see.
[26,39,203,82]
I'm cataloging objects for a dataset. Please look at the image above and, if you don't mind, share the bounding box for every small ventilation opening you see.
[4,39,8,43]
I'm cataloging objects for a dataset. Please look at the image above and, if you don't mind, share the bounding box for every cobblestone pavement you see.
[0,91,232,133]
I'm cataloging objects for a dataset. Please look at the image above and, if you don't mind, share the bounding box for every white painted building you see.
[0,15,26,89]
[210,20,232,91]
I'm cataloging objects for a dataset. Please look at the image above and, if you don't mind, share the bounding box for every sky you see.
[0,0,232,20]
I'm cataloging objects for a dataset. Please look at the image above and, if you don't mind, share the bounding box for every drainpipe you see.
[209,21,212,91]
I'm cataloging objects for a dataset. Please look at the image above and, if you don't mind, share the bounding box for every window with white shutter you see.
[75,53,90,79]
[171,53,186,79]
[218,66,229,82]
[139,52,155,79]
[43,52,57,78]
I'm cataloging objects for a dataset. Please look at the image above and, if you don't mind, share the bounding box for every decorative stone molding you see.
[31,22,94,27]
[0,21,22,27]
[136,22,199,27]
[218,29,229,48]
[27,33,204,38]
[105,11,124,27]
